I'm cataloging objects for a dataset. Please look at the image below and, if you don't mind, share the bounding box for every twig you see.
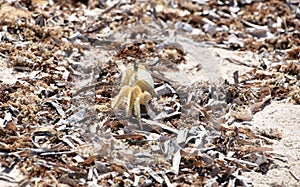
[0,173,18,183]
[224,57,257,68]
[100,0,121,16]
[142,119,179,134]
[240,19,269,30]
[289,170,300,181]
[73,81,113,96]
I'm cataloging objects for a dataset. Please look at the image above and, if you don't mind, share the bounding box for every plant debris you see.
[0,0,299,186]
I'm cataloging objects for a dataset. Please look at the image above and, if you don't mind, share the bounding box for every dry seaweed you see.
[0,0,299,186]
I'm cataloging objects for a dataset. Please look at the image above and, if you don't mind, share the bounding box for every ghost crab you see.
[111,63,156,129]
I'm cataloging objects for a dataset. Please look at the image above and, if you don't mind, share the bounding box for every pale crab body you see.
[112,63,156,129]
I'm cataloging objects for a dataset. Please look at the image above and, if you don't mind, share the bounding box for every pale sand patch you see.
[243,101,300,186]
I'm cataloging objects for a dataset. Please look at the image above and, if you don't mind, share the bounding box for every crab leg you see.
[134,94,142,129]
[111,85,132,110]
[126,87,133,117]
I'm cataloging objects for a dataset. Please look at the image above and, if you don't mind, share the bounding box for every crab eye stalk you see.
[134,62,138,72]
